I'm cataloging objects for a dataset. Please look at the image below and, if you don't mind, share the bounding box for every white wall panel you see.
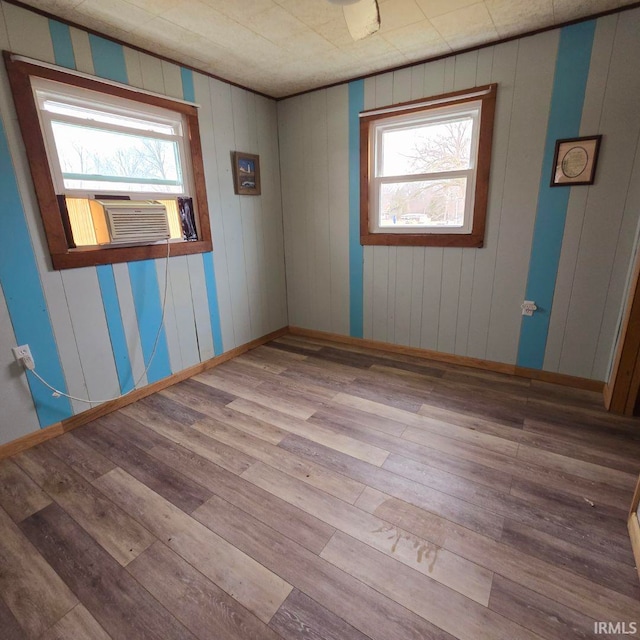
[485,31,558,365]
[325,85,350,335]
[255,94,282,332]
[154,257,183,373]
[112,263,147,389]
[278,95,305,328]
[0,284,40,444]
[193,71,235,351]
[3,2,53,60]
[210,79,252,346]
[161,60,183,99]
[186,253,215,360]
[69,27,94,75]
[60,267,121,404]
[233,87,263,338]
[467,41,516,360]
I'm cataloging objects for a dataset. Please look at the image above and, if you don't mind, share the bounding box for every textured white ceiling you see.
[15,0,638,97]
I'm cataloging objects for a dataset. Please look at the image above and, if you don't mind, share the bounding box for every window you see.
[4,51,212,269]
[360,84,497,247]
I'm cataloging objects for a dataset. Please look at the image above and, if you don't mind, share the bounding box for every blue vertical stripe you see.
[517,22,596,369]
[181,66,224,355]
[0,116,73,426]
[349,80,364,338]
[128,260,172,382]
[88,35,128,83]
[48,20,76,69]
[96,266,135,393]
[181,67,196,103]
[203,253,224,355]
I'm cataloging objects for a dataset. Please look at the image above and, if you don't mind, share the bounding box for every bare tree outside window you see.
[379,118,472,227]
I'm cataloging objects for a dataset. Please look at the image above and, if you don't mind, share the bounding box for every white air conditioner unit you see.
[98,200,170,245]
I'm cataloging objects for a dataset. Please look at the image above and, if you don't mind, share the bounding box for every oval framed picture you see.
[551,135,602,186]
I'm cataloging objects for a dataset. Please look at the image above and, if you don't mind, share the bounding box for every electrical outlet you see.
[12,344,35,370]
[12,344,32,361]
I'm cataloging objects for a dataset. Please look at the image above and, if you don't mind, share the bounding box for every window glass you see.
[379,116,474,177]
[379,177,467,228]
[51,122,183,194]
[33,77,189,198]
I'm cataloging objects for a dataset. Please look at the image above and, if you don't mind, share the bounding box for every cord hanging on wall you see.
[19,240,172,405]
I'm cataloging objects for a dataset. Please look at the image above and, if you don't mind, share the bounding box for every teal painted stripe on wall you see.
[128,260,172,382]
[48,20,75,69]
[181,66,223,355]
[349,80,364,338]
[517,21,596,369]
[0,116,73,426]
[88,34,128,83]
[203,253,224,355]
[181,67,196,102]
[96,266,135,393]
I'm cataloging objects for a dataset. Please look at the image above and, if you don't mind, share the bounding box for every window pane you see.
[43,100,178,135]
[379,177,467,228]
[380,117,473,177]
[51,121,183,194]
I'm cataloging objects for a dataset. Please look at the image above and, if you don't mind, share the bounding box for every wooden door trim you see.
[605,241,640,414]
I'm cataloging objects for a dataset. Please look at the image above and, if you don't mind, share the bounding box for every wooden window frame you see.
[360,84,497,247]
[3,51,213,270]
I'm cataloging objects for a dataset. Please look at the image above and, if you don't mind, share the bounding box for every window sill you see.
[50,239,212,270]
[360,232,484,247]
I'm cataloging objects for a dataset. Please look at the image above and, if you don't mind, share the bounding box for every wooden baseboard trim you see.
[288,326,604,394]
[0,326,288,461]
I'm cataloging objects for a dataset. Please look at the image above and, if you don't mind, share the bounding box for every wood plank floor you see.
[1,334,640,639]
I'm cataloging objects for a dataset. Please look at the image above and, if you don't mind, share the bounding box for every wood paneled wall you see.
[278,10,640,383]
[0,1,288,445]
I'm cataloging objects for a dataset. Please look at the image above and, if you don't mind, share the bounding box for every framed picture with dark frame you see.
[551,135,602,186]
[232,151,261,195]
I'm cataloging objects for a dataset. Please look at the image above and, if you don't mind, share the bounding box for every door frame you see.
[605,239,640,415]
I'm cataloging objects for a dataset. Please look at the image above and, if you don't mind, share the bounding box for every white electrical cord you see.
[26,239,171,404]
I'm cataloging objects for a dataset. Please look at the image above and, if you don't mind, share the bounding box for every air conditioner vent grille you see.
[101,200,170,245]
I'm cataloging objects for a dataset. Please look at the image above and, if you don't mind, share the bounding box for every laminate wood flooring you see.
[2,335,640,639]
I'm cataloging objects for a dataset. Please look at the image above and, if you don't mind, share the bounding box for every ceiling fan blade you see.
[343,0,380,41]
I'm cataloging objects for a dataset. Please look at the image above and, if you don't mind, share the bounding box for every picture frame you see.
[551,135,602,186]
[232,151,261,196]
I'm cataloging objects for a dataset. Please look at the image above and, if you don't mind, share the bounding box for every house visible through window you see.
[360,84,497,247]
[4,51,212,269]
